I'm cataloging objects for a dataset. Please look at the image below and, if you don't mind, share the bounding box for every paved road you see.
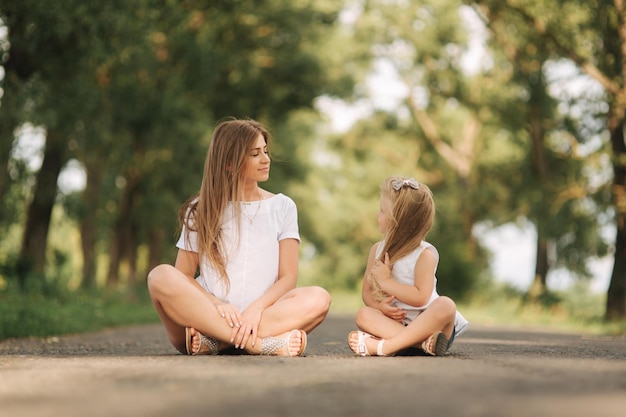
[1,314,625,417]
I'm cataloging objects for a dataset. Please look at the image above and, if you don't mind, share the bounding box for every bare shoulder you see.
[415,247,436,268]
[368,241,382,260]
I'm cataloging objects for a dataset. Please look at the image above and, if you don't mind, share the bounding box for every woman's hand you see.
[231,305,264,349]
[215,303,243,330]
[379,295,406,323]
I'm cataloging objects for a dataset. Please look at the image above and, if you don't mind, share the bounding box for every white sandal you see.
[260,329,307,357]
[421,331,449,356]
[349,331,391,357]
[185,327,220,355]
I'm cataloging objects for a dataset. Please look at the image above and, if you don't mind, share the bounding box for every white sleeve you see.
[176,223,198,252]
[278,196,300,242]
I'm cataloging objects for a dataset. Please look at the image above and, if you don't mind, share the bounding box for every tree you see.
[465,0,624,320]
[465,2,609,302]
[92,0,357,286]
[1,0,108,286]
[338,0,508,287]
[0,0,359,291]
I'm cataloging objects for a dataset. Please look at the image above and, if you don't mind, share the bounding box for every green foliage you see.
[290,109,485,300]
[0,284,159,340]
[0,156,31,232]
[464,280,625,335]
[428,231,483,300]
[0,0,360,289]
[465,0,612,291]
[1,0,623,322]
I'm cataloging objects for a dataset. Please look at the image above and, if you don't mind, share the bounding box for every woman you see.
[148,118,331,356]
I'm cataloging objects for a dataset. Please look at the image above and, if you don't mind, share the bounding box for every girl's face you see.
[377,196,391,234]
[242,133,270,183]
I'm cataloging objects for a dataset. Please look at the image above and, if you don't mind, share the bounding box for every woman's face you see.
[377,196,391,234]
[242,133,270,183]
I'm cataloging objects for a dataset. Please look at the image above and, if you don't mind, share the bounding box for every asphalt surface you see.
[0,313,625,417]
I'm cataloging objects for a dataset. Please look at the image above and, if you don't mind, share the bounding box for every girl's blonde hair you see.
[369,176,435,301]
[178,118,271,287]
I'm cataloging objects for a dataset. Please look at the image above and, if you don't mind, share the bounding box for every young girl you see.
[348,176,469,357]
[148,118,331,357]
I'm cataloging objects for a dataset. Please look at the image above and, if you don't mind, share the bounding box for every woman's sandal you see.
[185,327,220,355]
[348,330,392,357]
[260,329,307,357]
[421,331,449,356]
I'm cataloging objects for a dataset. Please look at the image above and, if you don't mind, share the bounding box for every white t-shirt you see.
[176,193,300,311]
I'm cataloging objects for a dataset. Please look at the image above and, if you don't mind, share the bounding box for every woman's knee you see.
[305,286,332,315]
[147,264,177,294]
[289,286,331,322]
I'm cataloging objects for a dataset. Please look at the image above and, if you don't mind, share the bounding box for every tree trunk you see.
[527,97,550,299]
[605,117,626,321]
[79,160,103,290]
[606,225,626,321]
[147,228,165,272]
[106,174,138,288]
[106,207,126,289]
[528,237,549,299]
[80,219,98,289]
[126,234,138,287]
[17,129,67,286]
[0,91,19,218]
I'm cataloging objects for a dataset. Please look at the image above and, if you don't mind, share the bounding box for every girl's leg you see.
[255,286,332,337]
[350,296,457,356]
[355,306,405,338]
[348,306,404,355]
[147,264,306,356]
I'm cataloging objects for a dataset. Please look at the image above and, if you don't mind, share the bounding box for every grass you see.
[459,281,626,335]
[0,286,160,340]
[328,285,626,336]
[0,283,624,341]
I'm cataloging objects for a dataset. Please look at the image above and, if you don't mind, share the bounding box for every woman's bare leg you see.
[147,264,215,353]
[256,286,331,336]
[147,264,307,356]
[189,286,331,353]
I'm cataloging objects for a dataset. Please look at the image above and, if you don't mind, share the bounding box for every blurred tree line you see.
[0,0,624,321]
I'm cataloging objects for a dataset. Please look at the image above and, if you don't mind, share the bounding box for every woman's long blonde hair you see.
[178,118,271,287]
[369,176,435,301]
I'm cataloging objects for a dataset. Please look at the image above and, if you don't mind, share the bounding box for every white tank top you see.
[375,240,440,323]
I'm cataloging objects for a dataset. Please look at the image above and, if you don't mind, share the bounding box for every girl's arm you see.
[375,249,436,308]
[362,244,407,323]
